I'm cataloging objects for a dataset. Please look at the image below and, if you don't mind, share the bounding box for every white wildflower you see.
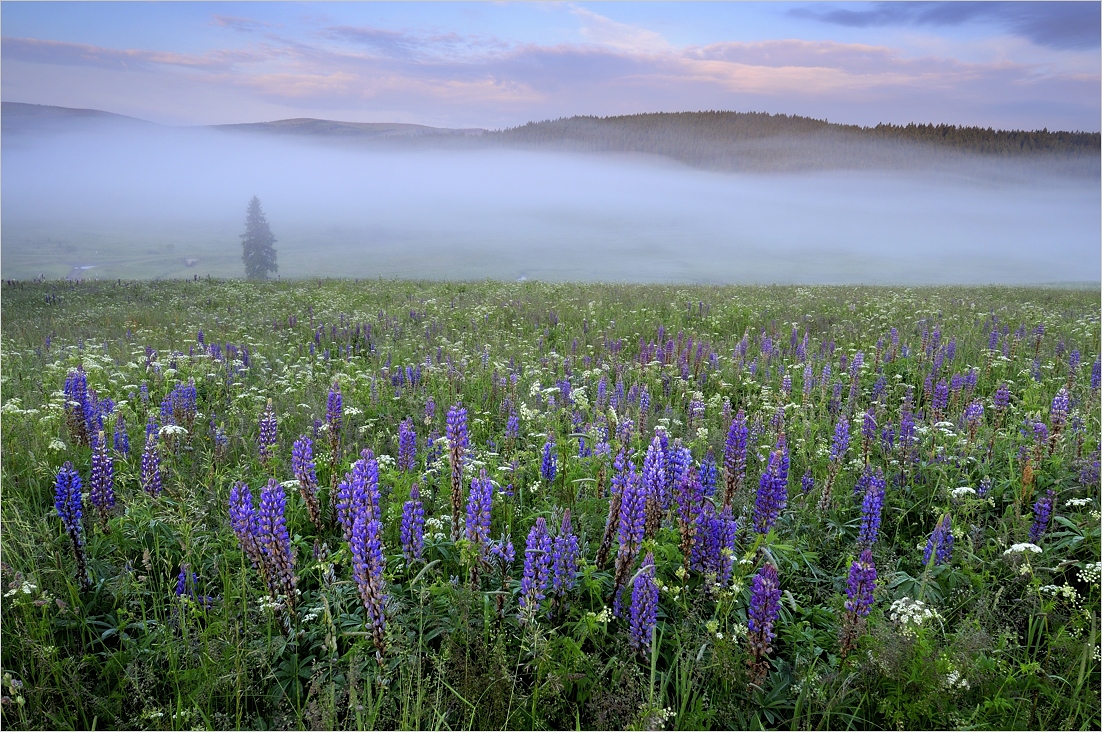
[951,486,976,499]
[1004,543,1042,555]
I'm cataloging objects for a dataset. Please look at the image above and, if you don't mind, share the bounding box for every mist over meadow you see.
[2,119,1098,284]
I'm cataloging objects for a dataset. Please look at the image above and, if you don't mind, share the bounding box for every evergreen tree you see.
[240,196,278,280]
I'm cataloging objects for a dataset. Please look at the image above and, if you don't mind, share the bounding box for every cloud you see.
[211,15,272,34]
[790,2,1100,50]
[570,7,671,53]
[0,36,261,71]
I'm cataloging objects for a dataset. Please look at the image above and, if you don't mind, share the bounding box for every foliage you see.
[240,197,278,281]
[1,279,1099,730]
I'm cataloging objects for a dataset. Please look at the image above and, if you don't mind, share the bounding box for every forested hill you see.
[481,111,1101,173]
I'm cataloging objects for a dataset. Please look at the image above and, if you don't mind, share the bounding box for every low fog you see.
[2,121,1098,284]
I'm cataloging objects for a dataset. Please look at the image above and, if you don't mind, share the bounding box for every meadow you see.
[0,278,1098,730]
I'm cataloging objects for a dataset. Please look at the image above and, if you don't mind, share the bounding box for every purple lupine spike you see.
[258,478,296,606]
[1049,388,1069,448]
[257,399,278,463]
[830,416,850,463]
[229,481,264,570]
[801,470,814,494]
[753,435,788,534]
[489,533,515,567]
[54,461,90,589]
[519,517,552,622]
[447,403,468,540]
[629,552,659,654]
[700,448,717,497]
[400,484,425,563]
[89,431,115,529]
[675,466,706,571]
[140,432,162,496]
[335,474,356,543]
[465,470,494,558]
[350,504,388,658]
[923,514,953,566]
[398,418,417,471]
[113,413,130,456]
[64,366,92,446]
[1091,361,1101,391]
[857,468,885,547]
[541,436,557,483]
[747,562,781,677]
[326,381,342,441]
[613,464,646,617]
[292,435,322,530]
[844,549,877,618]
[723,410,748,507]
[1028,489,1056,544]
[642,434,666,539]
[505,413,520,441]
[551,509,580,597]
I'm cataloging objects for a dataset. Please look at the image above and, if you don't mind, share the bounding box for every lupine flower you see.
[722,410,748,507]
[932,379,949,417]
[613,465,646,616]
[505,413,520,441]
[844,549,877,618]
[861,407,876,462]
[519,517,552,622]
[857,468,885,547]
[691,503,737,587]
[400,484,425,563]
[398,418,417,471]
[1049,388,1069,451]
[1028,489,1056,544]
[801,470,814,494]
[595,449,629,569]
[830,416,850,463]
[747,563,781,683]
[161,380,198,433]
[674,466,706,571]
[465,470,494,561]
[350,502,387,657]
[229,481,264,570]
[700,448,717,497]
[292,436,322,530]
[113,413,130,456]
[258,478,296,607]
[89,431,115,530]
[541,436,557,483]
[140,432,162,496]
[55,462,90,590]
[628,553,659,654]
[642,434,666,539]
[551,509,580,598]
[64,366,92,446]
[326,381,342,447]
[447,404,468,540]
[258,399,278,463]
[1091,360,1100,391]
[964,400,984,443]
[753,435,788,534]
[923,514,953,566]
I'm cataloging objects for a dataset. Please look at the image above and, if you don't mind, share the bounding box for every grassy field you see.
[1,279,1099,730]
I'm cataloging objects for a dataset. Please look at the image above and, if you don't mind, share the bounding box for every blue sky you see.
[2,2,1098,130]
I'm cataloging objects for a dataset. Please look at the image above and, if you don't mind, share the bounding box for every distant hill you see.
[3,102,1097,175]
[2,101,157,135]
[482,111,1101,173]
[210,117,484,139]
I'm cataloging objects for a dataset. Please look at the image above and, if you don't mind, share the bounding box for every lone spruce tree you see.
[240,196,278,280]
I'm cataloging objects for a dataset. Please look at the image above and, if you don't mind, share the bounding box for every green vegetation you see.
[1,279,1098,730]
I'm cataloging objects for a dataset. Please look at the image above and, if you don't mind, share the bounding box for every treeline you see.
[477,111,1100,173]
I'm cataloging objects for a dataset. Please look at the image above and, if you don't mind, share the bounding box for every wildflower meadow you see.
[1,279,1099,730]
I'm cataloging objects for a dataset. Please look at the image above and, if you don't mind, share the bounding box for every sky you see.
[2,1,1099,131]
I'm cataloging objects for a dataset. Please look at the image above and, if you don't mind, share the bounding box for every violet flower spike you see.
[400,484,425,563]
[628,553,659,654]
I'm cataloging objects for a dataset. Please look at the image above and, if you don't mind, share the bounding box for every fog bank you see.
[2,124,1098,283]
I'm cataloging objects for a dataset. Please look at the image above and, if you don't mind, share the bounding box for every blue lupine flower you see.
[747,562,781,660]
[140,433,162,496]
[722,410,748,505]
[229,481,264,570]
[519,517,552,622]
[400,484,425,563]
[629,553,659,654]
[113,413,130,456]
[844,549,877,618]
[700,448,717,497]
[857,468,885,547]
[753,435,788,534]
[89,431,115,528]
[1028,489,1056,544]
[551,509,580,597]
[541,436,557,483]
[447,403,468,539]
[398,418,417,471]
[350,504,387,656]
[613,464,646,616]
[923,514,953,566]
[258,478,296,604]
[55,463,86,584]
[465,470,494,558]
[292,436,322,529]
